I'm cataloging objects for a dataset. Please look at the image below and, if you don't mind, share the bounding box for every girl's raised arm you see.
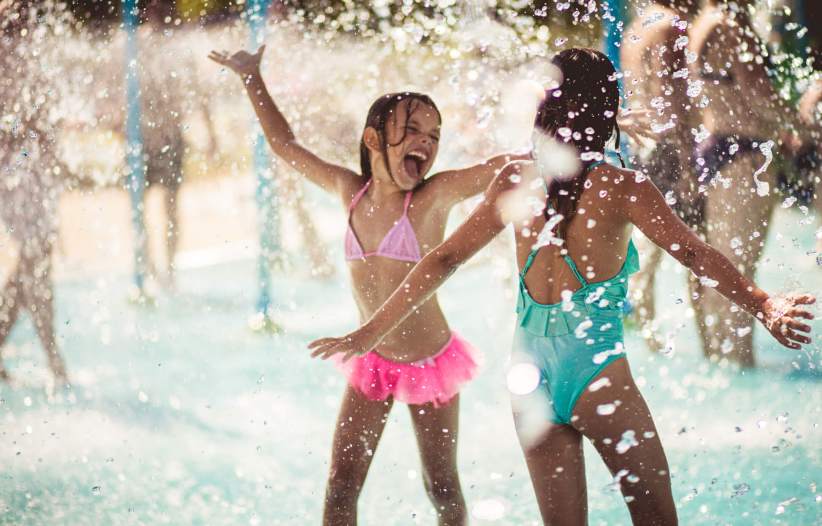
[309,165,522,361]
[622,168,815,349]
[209,46,359,193]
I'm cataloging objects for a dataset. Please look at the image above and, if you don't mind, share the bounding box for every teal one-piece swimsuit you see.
[513,200,640,424]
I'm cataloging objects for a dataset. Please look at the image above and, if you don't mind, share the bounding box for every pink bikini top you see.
[344,179,422,263]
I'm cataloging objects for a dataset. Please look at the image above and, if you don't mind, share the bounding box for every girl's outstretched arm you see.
[432,111,650,207]
[621,167,815,349]
[209,46,358,193]
[309,166,521,361]
[432,152,530,207]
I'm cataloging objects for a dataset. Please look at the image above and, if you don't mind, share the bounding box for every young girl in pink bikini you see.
[210,45,523,524]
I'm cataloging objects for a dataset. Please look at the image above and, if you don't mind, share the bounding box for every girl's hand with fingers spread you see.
[617,107,655,148]
[208,45,265,80]
[309,326,381,363]
[758,293,816,350]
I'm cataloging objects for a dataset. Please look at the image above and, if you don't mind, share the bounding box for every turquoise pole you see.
[602,0,630,166]
[246,0,278,318]
[123,0,147,292]
[603,0,627,74]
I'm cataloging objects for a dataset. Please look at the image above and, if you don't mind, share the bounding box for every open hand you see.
[617,107,655,148]
[759,293,816,349]
[208,45,265,79]
[309,326,380,363]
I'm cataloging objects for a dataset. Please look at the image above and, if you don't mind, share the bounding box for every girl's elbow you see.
[436,248,464,275]
[673,242,701,271]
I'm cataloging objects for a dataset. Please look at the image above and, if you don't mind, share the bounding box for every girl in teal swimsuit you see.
[310,49,816,525]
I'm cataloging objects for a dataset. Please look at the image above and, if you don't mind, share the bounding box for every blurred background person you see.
[688,0,819,367]
[0,0,71,386]
[622,0,703,354]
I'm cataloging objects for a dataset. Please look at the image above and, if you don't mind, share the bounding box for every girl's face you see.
[380,99,440,190]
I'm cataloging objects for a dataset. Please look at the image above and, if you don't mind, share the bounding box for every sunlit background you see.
[0,0,820,524]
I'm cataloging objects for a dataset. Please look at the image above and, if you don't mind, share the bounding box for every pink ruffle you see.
[335,332,478,407]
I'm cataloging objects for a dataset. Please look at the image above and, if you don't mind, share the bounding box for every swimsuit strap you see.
[402,190,413,215]
[562,253,589,287]
[520,249,539,279]
[586,159,606,172]
[520,159,606,283]
[558,159,603,287]
[348,179,372,212]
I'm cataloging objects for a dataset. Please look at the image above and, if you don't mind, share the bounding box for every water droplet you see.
[616,430,638,454]
[732,483,750,497]
[588,377,611,392]
[507,363,541,395]
[472,499,507,521]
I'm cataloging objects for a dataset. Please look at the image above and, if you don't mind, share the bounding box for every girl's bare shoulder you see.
[585,163,645,205]
[337,173,368,206]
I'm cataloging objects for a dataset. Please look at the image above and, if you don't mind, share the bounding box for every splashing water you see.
[472,498,507,521]
[506,363,541,396]
[532,130,581,182]
[752,140,775,197]
[616,430,639,454]
[533,213,565,250]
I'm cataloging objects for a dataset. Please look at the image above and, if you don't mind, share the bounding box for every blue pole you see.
[123,0,147,293]
[246,0,278,321]
[602,0,630,165]
[795,0,807,49]
[602,0,626,73]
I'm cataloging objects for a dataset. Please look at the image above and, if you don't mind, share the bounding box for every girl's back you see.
[514,162,633,306]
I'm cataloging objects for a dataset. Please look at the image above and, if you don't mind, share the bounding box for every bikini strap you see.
[402,190,413,214]
[348,179,372,212]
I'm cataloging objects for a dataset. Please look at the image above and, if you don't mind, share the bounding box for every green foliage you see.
[63,0,604,52]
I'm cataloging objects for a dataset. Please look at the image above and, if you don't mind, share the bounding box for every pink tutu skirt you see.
[335,332,478,407]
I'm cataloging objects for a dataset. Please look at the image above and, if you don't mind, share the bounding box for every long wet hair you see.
[534,48,621,239]
[360,92,441,182]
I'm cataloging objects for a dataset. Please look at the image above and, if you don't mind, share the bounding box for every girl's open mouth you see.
[403,150,428,179]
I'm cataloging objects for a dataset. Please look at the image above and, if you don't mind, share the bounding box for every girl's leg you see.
[514,415,587,526]
[700,155,776,367]
[164,184,180,285]
[571,358,677,526]
[324,385,393,526]
[408,395,467,526]
[811,155,822,253]
[0,261,24,380]
[20,250,68,384]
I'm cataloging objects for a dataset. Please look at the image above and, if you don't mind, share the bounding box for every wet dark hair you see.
[534,48,621,239]
[360,92,441,182]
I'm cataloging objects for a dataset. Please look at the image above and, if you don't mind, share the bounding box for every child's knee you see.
[326,463,367,502]
[422,471,464,509]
